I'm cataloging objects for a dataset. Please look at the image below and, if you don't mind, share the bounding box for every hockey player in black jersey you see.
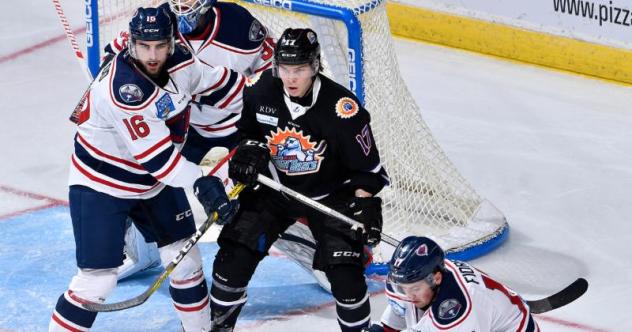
[209,28,389,331]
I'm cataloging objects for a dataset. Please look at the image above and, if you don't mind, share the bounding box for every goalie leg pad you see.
[325,265,371,332]
[160,240,211,331]
[49,268,118,332]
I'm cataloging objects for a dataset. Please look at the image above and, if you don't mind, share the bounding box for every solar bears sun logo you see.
[335,97,359,119]
[266,127,326,175]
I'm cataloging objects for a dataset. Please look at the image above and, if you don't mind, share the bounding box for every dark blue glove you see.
[193,176,239,225]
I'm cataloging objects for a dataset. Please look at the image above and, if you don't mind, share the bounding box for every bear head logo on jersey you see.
[266,127,326,175]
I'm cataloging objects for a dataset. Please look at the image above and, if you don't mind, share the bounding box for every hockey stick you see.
[256,174,400,247]
[526,277,588,314]
[257,174,589,313]
[83,182,246,312]
[51,0,93,82]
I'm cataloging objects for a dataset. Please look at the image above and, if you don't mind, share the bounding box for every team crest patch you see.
[155,94,175,119]
[249,19,266,42]
[266,127,326,175]
[438,299,462,320]
[335,97,359,119]
[119,84,144,103]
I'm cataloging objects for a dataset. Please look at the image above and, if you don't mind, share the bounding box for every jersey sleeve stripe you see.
[197,70,238,106]
[218,75,245,109]
[71,155,158,193]
[74,148,156,186]
[254,61,272,74]
[134,135,172,160]
[198,67,229,96]
[138,144,176,174]
[153,152,182,180]
[76,133,144,170]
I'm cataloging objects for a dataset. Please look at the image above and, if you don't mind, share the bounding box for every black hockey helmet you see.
[273,28,321,74]
[388,236,445,286]
[129,5,175,58]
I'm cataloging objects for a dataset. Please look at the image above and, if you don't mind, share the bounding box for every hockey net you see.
[90,0,508,260]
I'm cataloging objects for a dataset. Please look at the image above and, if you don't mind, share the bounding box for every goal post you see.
[85,0,509,262]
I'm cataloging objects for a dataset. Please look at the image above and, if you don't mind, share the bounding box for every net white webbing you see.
[93,0,507,254]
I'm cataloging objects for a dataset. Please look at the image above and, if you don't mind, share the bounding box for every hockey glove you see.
[228,139,270,186]
[193,176,239,225]
[347,197,383,246]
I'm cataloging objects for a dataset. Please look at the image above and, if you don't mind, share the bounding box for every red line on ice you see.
[0,185,68,220]
[0,27,86,65]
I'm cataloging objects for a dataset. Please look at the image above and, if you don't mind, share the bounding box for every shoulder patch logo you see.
[266,127,327,176]
[249,19,266,42]
[438,299,462,320]
[335,97,359,119]
[119,84,144,103]
[155,94,175,119]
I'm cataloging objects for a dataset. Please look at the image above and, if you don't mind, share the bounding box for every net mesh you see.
[93,0,507,253]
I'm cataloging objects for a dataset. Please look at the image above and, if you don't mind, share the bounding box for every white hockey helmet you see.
[168,0,216,34]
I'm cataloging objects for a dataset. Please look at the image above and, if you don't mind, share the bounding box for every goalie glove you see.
[347,196,383,246]
[193,176,239,225]
[228,139,270,186]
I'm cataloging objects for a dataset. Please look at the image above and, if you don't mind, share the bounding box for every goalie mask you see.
[168,0,216,34]
[128,5,175,59]
[387,236,445,296]
[273,28,322,77]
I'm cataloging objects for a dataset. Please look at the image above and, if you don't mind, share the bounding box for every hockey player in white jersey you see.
[114,0,334,293]
[365,236,540,332]
[48,6,242,331]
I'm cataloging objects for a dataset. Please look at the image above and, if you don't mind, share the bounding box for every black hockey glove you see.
[347,197,383,246]
[228,139,270,186]
[193,176,239,225]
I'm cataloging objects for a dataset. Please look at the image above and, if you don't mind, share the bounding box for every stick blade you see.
[528,278,588,314]
[82,290,151,312]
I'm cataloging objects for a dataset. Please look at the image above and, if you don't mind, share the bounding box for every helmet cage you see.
[168,0,215,34]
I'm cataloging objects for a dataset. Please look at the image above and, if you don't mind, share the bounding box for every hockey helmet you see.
[168,0,216,34]
[129,5,175,58]
[273,28,321,75]
[388,236,445,286]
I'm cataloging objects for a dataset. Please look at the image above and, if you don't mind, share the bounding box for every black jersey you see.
[239,70,389,198]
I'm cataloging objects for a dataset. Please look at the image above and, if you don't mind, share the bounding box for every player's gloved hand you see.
[228,139,270,186]
[193,176,239,225]
[347,197,383,246]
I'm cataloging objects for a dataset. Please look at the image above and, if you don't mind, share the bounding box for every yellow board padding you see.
[386,2,632,84]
